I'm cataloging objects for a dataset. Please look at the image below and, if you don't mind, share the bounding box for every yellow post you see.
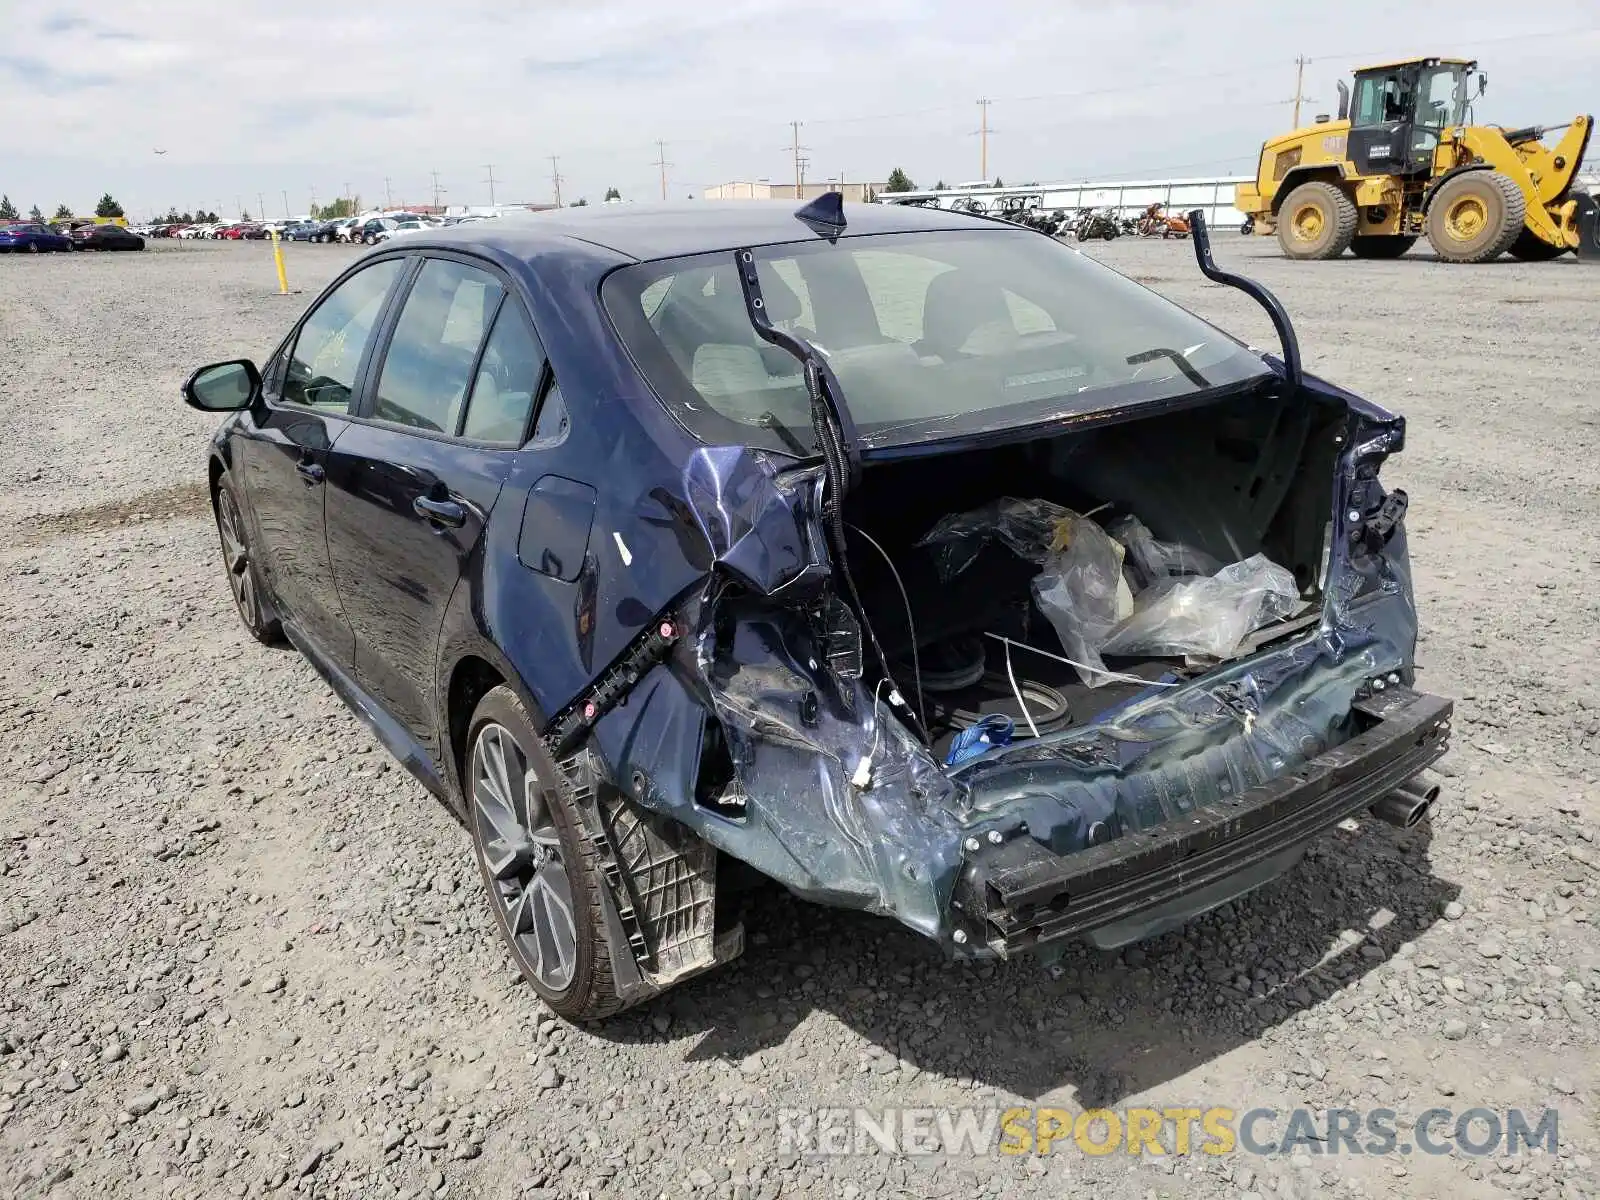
[271,230,289,295]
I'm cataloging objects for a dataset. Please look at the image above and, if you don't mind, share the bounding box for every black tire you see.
[1507,228,1568,261]
[364,233,377,245]
[1076,224,1090,242]
[1276,180,1358,259]
[1426,171,1526,263]
[1350,235,1418,259]
[27,242,41,254]
[465,686,629,1021]
[213,473,281,644]
[1241,218,1255,235]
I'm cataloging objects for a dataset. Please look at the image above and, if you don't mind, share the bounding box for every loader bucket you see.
[1576,193,1600,262]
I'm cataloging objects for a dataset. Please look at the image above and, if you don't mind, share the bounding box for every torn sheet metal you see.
[591,393,1421,955]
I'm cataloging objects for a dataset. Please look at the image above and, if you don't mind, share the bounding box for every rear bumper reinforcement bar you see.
[955,687,1452,954]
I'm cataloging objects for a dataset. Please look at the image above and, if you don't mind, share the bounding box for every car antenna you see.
[794,191,846,240]
[1187,210,1302,390]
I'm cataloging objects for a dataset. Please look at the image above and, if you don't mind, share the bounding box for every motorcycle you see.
[1074,207,1120,241]
[1136,202,1190,239]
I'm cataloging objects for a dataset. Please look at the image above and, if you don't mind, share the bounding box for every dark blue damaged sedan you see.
[183,199,1451,1019]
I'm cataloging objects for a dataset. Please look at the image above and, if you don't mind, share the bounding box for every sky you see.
[1,0,1596,220]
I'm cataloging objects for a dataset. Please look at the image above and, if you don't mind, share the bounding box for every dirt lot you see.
[2,235,1598,1200]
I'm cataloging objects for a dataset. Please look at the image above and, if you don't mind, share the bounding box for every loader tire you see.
[1276,181,1358,259]
[1426,171,1526,263]
[1507,228,1568,261]
[1350,235,1417,259]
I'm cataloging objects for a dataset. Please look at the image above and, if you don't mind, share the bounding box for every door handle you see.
[295,460,325,485]
[413,495,466,528]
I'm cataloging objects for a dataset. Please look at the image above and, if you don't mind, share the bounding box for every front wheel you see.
[214,474,281,644]
[364,233,377,245]
[466,686,630,1020]
[1426,171,1526,263]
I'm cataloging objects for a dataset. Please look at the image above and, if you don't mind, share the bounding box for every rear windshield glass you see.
[602,228,1270,453]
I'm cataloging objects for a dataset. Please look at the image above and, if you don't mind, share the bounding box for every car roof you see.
[415,199,1005,265]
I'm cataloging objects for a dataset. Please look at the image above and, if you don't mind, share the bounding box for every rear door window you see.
[460,303,547,444]
[372,259,504,434]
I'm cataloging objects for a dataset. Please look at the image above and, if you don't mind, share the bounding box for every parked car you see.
[351,216,399,245]
[283,222,324,242]
[180,202,1449,1020]
[0,222,73,252]
[69,224,146,251]
[332,218,363,243]
[373,219,427,242]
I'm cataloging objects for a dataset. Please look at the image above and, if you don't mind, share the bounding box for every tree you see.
[569,197,588,206]
[603,186,621,201]
[53,203,73,219]
[0,195,16,220]
[933,180,947,191]
[315,198,355,220]
[94,193,125,218]
[163,207,182,223]
[241,208,251,221]
[28,204,43,222]
[992,176,1003,188]
[884,167,916,193]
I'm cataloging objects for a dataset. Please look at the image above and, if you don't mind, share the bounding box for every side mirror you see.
[183,359,260,411]
[1336,80,1350,121]
[1477,72,1488,97]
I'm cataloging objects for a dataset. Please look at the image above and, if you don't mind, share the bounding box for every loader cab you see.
[1346,57,1475,177]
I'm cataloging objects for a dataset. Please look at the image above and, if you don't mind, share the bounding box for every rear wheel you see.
[1507,227,1568,261]
[465,686,629,1020]
[1276,181,1358,259]
[1350,234,1417,259]
[1426,171,1526,263]
[27,242,40,254]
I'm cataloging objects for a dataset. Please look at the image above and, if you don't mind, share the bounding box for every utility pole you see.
[310,187,317,218]
[977,98,991,181]
[344,182,353,215]
[549,156,563,207]
[430,170,445,211]
[256,193,265,221]
[1292,55,1308,127]
[281,190,289,219]
[235,194,243,218]
[482,164,497,208]
[384,176,393,208]
[789,121,809,199]
[654,141,672,200]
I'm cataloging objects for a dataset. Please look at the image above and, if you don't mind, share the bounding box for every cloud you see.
[0,0,1594,217]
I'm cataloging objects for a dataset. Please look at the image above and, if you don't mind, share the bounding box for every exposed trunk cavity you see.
[591,377,1429,956]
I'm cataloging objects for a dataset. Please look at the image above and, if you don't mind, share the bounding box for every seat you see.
[916,270,1017,360]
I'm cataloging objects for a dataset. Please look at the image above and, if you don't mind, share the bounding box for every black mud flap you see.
[1574,192,1600,262]
[954,687,1452,955]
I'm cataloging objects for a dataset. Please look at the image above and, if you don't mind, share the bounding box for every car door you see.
[239,256,406,668]
[323,254,543,758]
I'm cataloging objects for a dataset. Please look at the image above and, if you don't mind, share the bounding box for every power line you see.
[430,170,446,210]
[549,156,563,207]
[483,164,497,207]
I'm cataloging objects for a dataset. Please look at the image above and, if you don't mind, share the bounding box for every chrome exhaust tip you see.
[1370,776,1439,829]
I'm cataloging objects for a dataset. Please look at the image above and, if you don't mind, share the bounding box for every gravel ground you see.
[2,236,1598,1200]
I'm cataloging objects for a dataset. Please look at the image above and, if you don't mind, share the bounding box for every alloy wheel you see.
[216,486,259,626]
[470,722,578,992]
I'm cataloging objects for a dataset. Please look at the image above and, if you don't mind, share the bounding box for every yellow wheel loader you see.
[1235,57,1598,262]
